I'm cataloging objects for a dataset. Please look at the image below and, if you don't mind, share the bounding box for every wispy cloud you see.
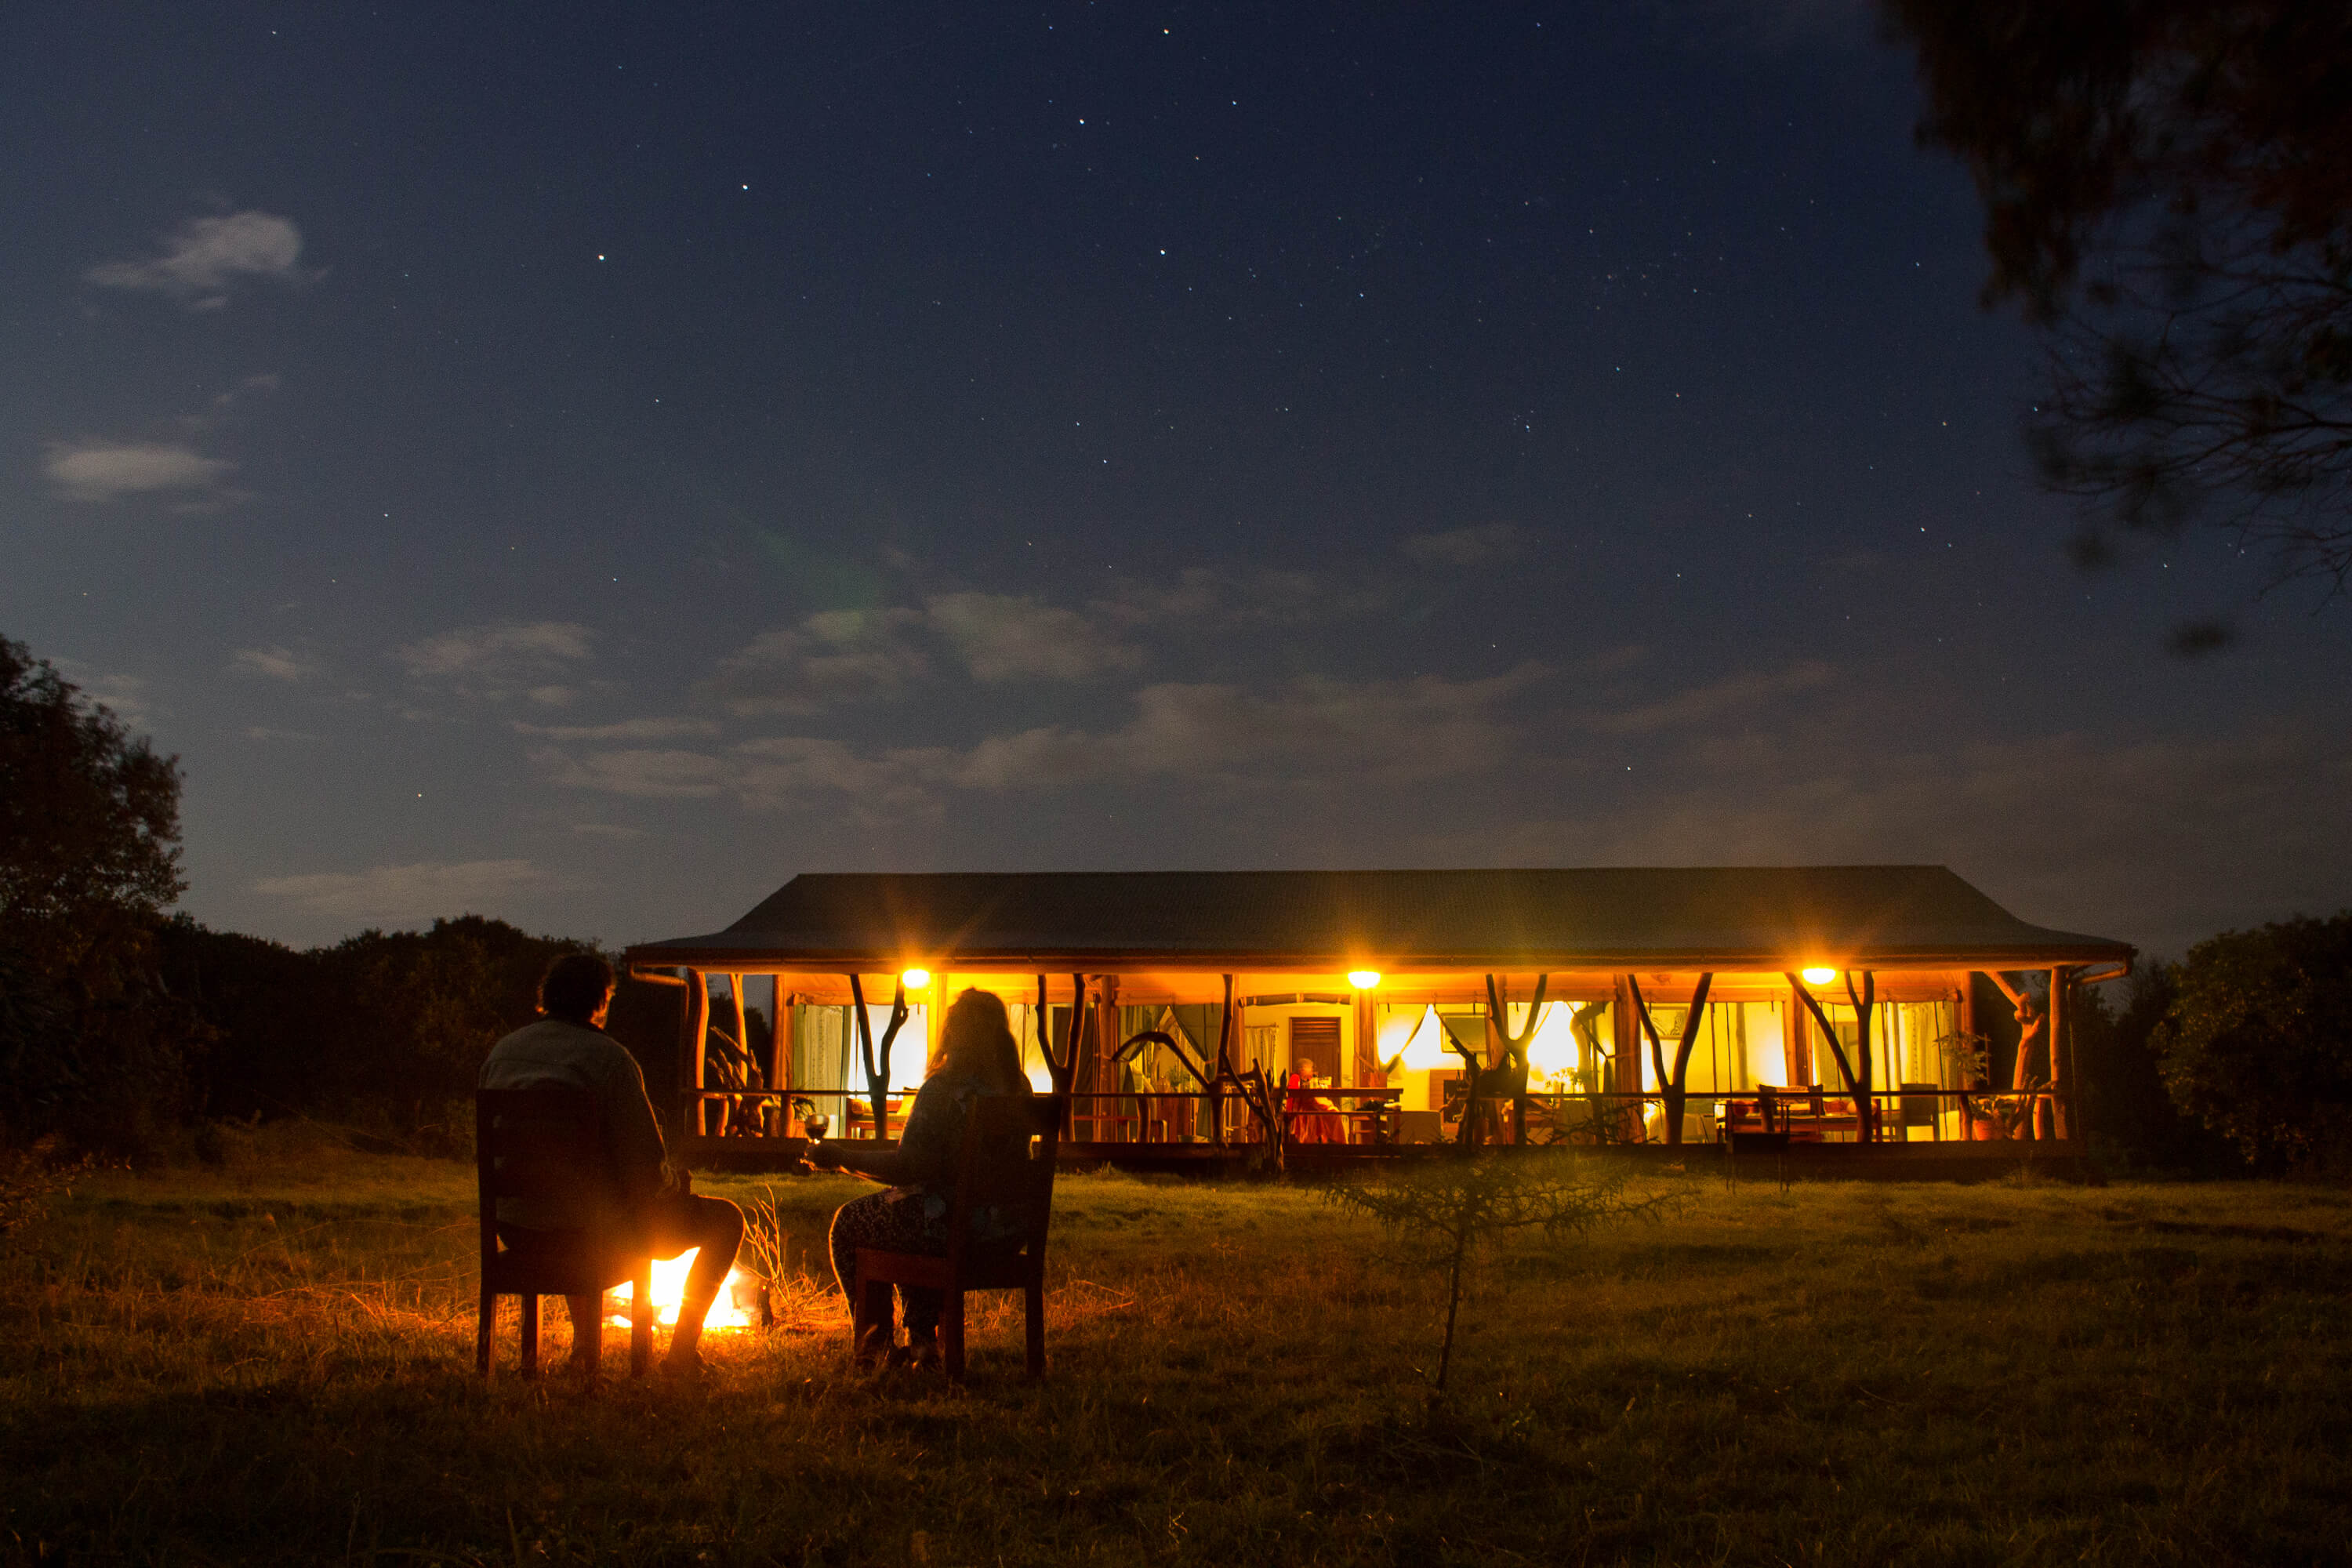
[702,608,931,715]
[926,591,1144,682]
[1401,522,1537,568]
[86,211,317,308]
[397,622,596,702]
[1587,660,1834,735]
[45,440,234,503]
[705,592,1151,715]
[230,645,320,681]
[558,664,1547,822]
[56,667,157,728]
[1451,721,2352,956]
[251,858,546,922]
[946,666,1547,791]
[533,747,728,799]
[511,717,719,742]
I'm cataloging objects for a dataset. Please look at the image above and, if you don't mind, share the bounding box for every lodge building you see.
[620,867,2133,1168]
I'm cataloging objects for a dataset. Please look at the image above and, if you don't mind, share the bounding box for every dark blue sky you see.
[5,2,2345,956]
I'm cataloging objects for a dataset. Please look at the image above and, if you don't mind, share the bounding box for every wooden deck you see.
[677,1132,2089,1181]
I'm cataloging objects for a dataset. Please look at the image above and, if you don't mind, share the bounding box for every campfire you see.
[603,1247,762,1330]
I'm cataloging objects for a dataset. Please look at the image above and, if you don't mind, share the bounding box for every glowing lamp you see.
[1347,969,1382,989]
[1799,967,1838,985]
[900,967,931,989]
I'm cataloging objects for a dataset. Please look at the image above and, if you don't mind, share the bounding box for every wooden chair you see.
[1727,1086,1793,1190]
[1898,1082,1945,1142]
[853,1094,1063,1380]
[475,1087,654,1378]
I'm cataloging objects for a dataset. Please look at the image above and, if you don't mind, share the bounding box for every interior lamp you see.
[899,967,932,989]
[1347,969,1381,989]
[1799,967,1838,985]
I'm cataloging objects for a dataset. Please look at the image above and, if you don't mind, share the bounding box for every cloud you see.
[670,665,1552,819]
[230,645,319,681]
[512,717,720,742]
[533,746,728,799]
[45,440,234,503]
[571,822,645,840]
[1089,565,1330,629]
[732,736,951,820]
[1451,722,2352,957]
[1588,660,1834,735]
[926,591,1143,682]
[70,671,155,728]
[86,211,315,307]
[1401,522,1537,568]
[397,622,596,701]
[702,608,931,715]
[252,858,547,922]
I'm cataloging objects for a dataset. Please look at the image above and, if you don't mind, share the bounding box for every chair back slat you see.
[477,1087,622,1218]
[945,1095,1062,1259]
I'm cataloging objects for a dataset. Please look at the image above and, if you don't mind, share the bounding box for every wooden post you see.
[680,970,709,1137]
[730,973,749,1071]
[1611,975,1639,1141]
[1097,975,1121,1142]
[1211,976,1232,1146]
[775,985,796,1094]
[1784,988,1813,1087]
[2049,967,2073,1142]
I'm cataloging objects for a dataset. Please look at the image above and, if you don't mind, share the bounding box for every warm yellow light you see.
[1399,1006,1454,1070]
[1347,969,1382,989]
[900,967,931,989]
[1800,967,1838,986]
[604,1247,757,1332]
[1526,1003,1581,1077]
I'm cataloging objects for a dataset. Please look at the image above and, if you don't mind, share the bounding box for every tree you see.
[1886,3,2352,610]
[2069,960,2238,1171]
[2152,913,2352,1173]
[0,636,195,1152]
[1324,1152,1676,1394]
[0,635,183,983]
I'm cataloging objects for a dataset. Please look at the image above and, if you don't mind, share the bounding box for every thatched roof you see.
[624,867,2131,972]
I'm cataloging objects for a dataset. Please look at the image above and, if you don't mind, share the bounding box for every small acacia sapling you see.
[1323,1151,1681,1394]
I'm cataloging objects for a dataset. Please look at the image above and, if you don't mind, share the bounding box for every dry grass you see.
[5,1134,2351,1566]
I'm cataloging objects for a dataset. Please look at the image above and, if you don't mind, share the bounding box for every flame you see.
[603,1247,759,1331]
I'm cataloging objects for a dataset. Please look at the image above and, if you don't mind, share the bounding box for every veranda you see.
[620,867,2133,1172]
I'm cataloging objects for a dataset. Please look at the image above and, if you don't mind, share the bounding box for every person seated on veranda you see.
[1285,1056,1328,1143]
[478,952,745,1380]
[804,987,1031,1370]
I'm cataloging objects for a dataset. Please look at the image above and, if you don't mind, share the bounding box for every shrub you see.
[2154,913,2352,1174]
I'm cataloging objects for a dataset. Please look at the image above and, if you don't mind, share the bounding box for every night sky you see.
[6,2,2347,959]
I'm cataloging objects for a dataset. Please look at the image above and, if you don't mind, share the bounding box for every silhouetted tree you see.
[1887,2,2352,608]
[0,636,197,1152]
[2153,913,2352,1173]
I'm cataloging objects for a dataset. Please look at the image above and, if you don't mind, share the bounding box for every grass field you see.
[5,1132,2350,1566]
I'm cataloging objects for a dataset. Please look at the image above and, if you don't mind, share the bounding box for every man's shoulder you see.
[481,1019,641,1088]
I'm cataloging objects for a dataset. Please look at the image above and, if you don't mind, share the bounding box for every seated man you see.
[479,953,744,1378]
